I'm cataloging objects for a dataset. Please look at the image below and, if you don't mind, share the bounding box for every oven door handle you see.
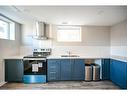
[23,58,46,61]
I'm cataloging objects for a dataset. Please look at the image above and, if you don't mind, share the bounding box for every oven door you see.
[23,58,47,75]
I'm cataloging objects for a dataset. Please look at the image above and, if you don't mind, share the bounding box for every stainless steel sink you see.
[61,55,79,57]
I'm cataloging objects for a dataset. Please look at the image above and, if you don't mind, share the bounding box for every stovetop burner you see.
[23,48,51,59]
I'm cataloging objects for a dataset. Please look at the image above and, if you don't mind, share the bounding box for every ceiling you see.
[1,6,127,26]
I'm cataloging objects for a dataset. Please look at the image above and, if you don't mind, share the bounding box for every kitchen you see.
[0,6,127,90]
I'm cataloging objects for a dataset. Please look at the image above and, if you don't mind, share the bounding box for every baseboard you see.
[0,82,6,87]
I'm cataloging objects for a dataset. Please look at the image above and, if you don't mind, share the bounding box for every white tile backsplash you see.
[33,39,53,48]
[20,46,33,55]
[111,46,127,57]
[19,45,110,57]
[51,46,110,57]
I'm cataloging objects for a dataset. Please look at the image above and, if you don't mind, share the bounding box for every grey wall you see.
[51,25,110,46]
[111,19,127,57]
[0,23,21,58]
[0,23,21,85]
[50,25,110,56]
[21,22,33,46]
[20,24,111,57]
[21,24,111,47]
[111,19,127,46]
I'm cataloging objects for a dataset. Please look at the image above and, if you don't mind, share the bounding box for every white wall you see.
[51,25,110,46]
[0,23,21,85]
[19,22,52,55]
[111,20,127,57]
[21,22,34,46]
[20,24,111,57]
[50,25,110,57]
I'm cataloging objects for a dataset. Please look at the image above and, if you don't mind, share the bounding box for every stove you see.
[23,48,51,84]
[24,48,51,58]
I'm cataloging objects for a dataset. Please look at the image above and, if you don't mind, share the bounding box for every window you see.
[0,15,15,40]
[0,20,9,39]
[57,25,82,42]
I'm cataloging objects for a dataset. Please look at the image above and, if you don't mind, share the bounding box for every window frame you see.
[0,14,15,40]
[0,19,10,39]
[57,25,82,42]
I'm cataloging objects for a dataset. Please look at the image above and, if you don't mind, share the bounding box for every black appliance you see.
[23,48,51,83]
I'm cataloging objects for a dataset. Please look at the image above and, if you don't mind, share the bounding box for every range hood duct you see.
[33,21,48,40]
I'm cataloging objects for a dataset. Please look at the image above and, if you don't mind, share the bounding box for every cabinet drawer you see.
[48,71,59,81]
[48,76,57,80]
[48,66,58,71]
[48,71,57,75]
[47,59,60,81]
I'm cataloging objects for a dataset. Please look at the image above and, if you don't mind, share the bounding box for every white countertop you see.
[111,55,127,63]
[47,55,109,59]
[4,55,25,59]
[3,54,110,59]
[3,54,127,63]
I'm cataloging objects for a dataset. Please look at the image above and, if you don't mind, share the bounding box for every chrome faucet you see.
[66,51,71,56]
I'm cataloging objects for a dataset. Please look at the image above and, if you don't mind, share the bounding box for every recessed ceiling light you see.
[97,10,104,15]
[23,9,30,13]
[62,22,68,24]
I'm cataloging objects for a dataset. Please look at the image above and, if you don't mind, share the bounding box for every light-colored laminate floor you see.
[0,81,120,90]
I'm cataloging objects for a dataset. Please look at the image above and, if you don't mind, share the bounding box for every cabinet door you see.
[110,59,127,89]
[60,59,72,80]
[110,59,116,84]
[72,59,85,80]
[5,59,23,82]
[101,59,110,80]
[16,60,23,81]
[47,59,60,81]
[110,59,122,87]
[122,61,127,89]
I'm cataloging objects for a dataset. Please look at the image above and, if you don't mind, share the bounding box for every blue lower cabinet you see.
[72,59,85,80]
[23,75,46,83]
[5,59,23,82]
[110,59,127,89]
[47,59,60,81]
[60,59,72,80]
[101,59,110,80]
[47,59,85,81]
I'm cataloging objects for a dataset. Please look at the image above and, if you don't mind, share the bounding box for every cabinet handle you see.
[50,72,56,74]
[50,77,56,80]
[50,66,56,68]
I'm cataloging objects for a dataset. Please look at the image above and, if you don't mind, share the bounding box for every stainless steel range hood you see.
[33,21,48,40]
